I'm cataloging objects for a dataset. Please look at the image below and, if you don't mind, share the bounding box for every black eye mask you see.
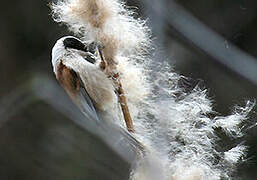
[63,37,87,51]
[63,37,98,64]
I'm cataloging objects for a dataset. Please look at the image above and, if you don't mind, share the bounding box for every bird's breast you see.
[81,68,118,111]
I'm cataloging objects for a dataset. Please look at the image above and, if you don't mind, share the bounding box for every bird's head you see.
[51,36,99,74]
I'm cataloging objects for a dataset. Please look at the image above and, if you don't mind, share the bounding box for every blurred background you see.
[0,0,256,179]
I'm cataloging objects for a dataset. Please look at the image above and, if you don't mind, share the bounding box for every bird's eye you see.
[63,37,87,51]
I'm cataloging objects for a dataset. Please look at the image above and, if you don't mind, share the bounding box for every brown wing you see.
[56,60,80,100]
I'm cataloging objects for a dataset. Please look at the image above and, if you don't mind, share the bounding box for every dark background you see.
[0,0,256,179]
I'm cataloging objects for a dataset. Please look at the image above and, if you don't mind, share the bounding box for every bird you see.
[51,36,122,124]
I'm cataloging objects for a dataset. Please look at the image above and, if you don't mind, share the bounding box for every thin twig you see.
[97,46,135,133]
[112,73,135,133]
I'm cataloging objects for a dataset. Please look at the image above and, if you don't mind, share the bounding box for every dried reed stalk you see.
[98,47,135,133]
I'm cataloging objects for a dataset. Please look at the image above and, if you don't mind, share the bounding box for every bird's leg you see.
[97,46,135,133]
